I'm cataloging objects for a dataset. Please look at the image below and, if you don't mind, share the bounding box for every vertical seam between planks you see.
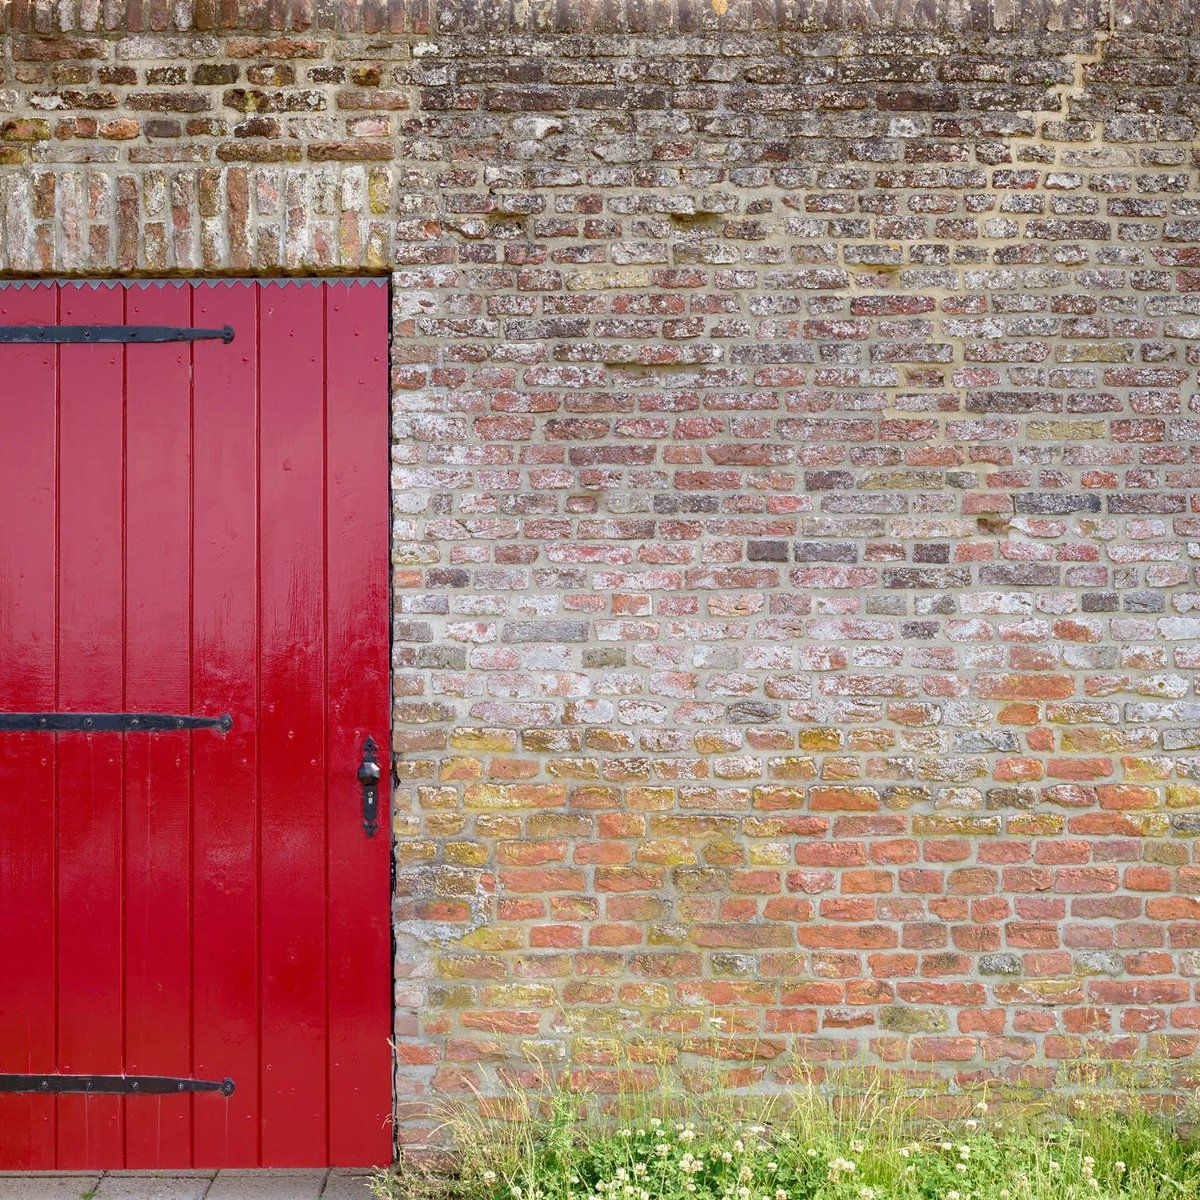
[321,282,332,1164]
[187,282,198,1168]
[119,281,129,1170]
[254,281,263,1169]
[52,282,62,1168]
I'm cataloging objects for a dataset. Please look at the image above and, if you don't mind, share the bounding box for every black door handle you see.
[357,736,382,838]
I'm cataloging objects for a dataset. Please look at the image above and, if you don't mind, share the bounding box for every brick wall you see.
[4,0,1200,1143]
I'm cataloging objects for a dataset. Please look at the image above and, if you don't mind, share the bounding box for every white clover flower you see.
[1115,1162,1127,1175]
[964,1119,978,1131]
[956,1162,967,1173]
[767,1161,778,1172]
[734,1140,745,1154]
[806,1148,818,1158]
[959,1145,970,1159]
[851,1141,864,1154]
[947,1191,961,1200]
[482,1170,496,1185]
[939,1142,952,1152]
[899,1147,910,1158]
[681,1128,696,1142]
[775,1190,787,1200]
[722,1152,733,1164]
[975,1101,988,1114]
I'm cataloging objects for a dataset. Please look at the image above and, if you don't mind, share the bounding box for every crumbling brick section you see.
[4,0,1200,1142]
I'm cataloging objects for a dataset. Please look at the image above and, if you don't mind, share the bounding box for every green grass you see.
[371,1069,1200,1200]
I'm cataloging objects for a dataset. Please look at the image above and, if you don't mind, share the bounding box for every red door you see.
[0,279,392,1169]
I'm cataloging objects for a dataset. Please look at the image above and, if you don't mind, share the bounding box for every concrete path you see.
[0,1172,374,1200]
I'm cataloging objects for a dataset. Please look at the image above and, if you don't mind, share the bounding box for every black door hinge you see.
[0,1073,235,1096]
[0,712,232,733]
[0,325,234,345]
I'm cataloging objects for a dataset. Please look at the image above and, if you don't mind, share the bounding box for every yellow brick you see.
[445,840,490,866]
[547,757,600,779]
[460,927,523,951]
[637,839,696,865]
[1168,783,1200,809]
[1027,420,1107,440]
[749,842,791,866]
[1007,814,1064,837]
[394,840,437,864]
[450,728,516,752]
[566,267,651,291]
[913,814,1001,836]
[627,787,674,810]
[796,724,844,744]
[481,984,557,1007]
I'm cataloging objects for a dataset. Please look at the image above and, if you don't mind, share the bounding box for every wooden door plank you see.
[0,284,60,1168]
[325,281,393,1166]
[191,281,262,1167]
[122,283,195,1167]
[258,282,329,1165]
[56,283,126,1169]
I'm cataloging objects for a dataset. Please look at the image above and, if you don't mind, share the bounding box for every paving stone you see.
[0,1179,102,1200]
[206,1170,329,1200]
[317,1174,374,1200]
[93,1178,208,1200]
